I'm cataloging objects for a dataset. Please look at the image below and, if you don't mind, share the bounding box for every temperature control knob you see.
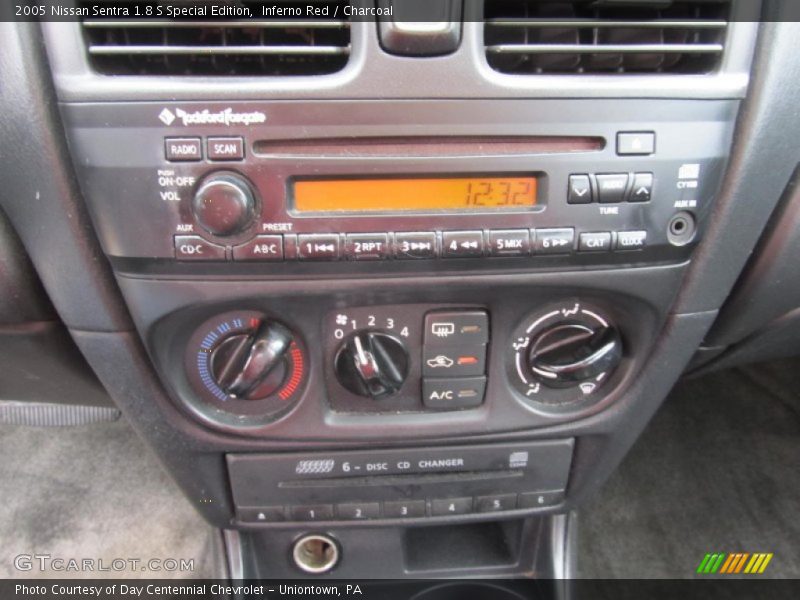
[335,332,409,399]
[210,320,293,400]
[192,171,256,236]
[528,322,622,389]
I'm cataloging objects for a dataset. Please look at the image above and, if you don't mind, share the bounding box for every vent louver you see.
[484,0,730,75]
[80,1,350,76]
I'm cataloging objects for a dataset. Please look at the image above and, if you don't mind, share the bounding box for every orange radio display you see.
[292,176,538,213]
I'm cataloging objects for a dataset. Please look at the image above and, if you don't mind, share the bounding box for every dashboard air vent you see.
[80,1,350,76]
[484,0,730,75]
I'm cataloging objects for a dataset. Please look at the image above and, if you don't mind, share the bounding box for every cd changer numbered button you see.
[475,494,518,513]
[431,497,473,516]
[336,502,381,520]
[297,234,341,261]
[423,376,486,409]
[290,504,334,521]
[384,500,426,519]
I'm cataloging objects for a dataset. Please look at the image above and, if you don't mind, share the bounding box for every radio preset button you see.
[394,232,437,259]
[174,235,226,261]
[489,229,531,257]
[297,234,341,261]
[207,136,244,161]
[165,137,202,162]
[442,231,484,258]
[568,174,593,204]
[336,502,381,520]
[232,235,284,261]
[533,228,574,254]
[422,376,487,409]
[476,494,517,513]
[579,232,613,252]
[596,173,630,203]
[345,233,390,261]
[431,497,473,516]
[629,172,654,202]
[384,500,426,518]
[615,230,648,251]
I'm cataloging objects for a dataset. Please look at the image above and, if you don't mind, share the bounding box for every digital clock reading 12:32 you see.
[292,176,539,214]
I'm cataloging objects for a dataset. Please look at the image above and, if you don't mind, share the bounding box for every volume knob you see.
[192,172,256,237]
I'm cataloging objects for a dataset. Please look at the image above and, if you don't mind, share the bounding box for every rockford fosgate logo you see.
[158,107,266,127]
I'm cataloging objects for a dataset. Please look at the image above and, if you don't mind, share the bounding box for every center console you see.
[14,3,768,581]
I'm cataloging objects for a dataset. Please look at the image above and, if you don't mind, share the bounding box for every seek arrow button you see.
[629,173,654,202]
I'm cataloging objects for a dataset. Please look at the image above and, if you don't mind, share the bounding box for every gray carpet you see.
[579,359,800,579]
[0,418,217,579]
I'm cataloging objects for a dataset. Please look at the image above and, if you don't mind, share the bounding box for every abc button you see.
[233,235,284,261]
[174,235,226,261]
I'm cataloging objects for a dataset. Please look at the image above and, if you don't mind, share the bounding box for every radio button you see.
[165,137,202,162]
[345,233,390,261]
[337,502,381,520]
[533,228,574,254]
[232,235,284,261]
[596,173,629,203]
[431,497,473,516]
[442,231,484,258]
[297,234,341,261]
[489,229,530,257]
[629,173,654,202]
[290,504,334,522]
[207,136,244,161]
[394,232,437,259]
[579,232,612,252]
[476,494,517,513]
[615,230,647,250]
[422,376,486,409]
[568,174,593,204]
[174,235,226,261]
[384,500,426,519]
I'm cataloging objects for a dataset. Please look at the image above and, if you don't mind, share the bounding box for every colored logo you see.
[697,552,773,575]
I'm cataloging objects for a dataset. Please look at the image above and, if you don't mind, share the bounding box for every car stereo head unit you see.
[62,99,735,271]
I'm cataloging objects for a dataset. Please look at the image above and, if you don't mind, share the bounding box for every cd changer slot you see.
[279,469,523,489]
[252,136,605,159]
